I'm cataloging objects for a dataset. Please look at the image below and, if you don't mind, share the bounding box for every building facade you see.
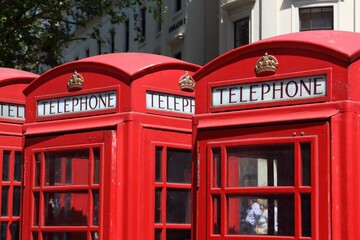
[62,0,360,66]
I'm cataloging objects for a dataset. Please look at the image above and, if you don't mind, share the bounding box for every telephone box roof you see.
[194,30,360,79]
[0,67,38,85]
[24,53,200,95]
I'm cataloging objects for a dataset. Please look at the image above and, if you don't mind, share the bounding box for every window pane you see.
[11,221,19,240]
[155,229,162,240]
[45,150,89,186]
[227,144,294,187]
[44,192,88,226]
[34,153,41,187]
[155,147,162,182]
[212,148,221,188]
[167,149,191,183]
[301,143,311,186]
[212,195,220,234]
[42,232,87,240]
[227,196,293,236]
[166,189,191,223]
[92,232,99,240]
[33,192,40,226]
[234,17,249,48]
[300,7,333,31]
[1,187,9,216]
[301,194,311,237]
[166,229,190,240]
[2,151,10,181]
[155,189,162,223]
[93,148,100,184]
[13,186,21,216]
[93,191,99,226]
[14,152,22,182]
[1,222,7,239]
[32,232,38,240]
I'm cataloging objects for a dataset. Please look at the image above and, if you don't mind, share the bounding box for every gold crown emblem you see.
[255,52,279,76]
[68,71,84,91]
[179,71,195,92]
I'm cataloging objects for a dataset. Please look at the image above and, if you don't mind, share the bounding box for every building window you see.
[155,147,191,240]
[299,7,333,31]
[234,17,249,48]
[141,8,146,41]
[125,20,130,51]
[175,0,182,13]
[110,29,115,53]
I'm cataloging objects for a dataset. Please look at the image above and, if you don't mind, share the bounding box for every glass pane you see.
[93,148,100,184]
[42,232,87,240]
[1,222,7,239]
[14,152,22,182]
[227,196,293,236]
[155,229,161,240]
[44,192,88,226]
[1,187,9,216]
[12,186,21,216]
[33,192,40,226]
[299,8,311,30]
[212,148,221,188]
[301,194,311,237]
[45,150,89,186]
[311,8,322,29]
[212,195,220,234]
[11,221,19,240]
[155,189,162,223]
[34,153,41,187]
[32,232,38,240]
[155,147,162,182]
[166,189,191,223]
[234,17,249,47]
[322,7,333,29]
[2,151,10,181]
[227,144,294,187]
[166,229,191,240]
[93,191,99,226]
[301,143,311,186]
[92,232,99,240]
[167,149,191,183]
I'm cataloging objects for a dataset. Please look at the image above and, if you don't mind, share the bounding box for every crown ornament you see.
[179,71,195,92]
[255,52,279,76]
[68,71,84,91]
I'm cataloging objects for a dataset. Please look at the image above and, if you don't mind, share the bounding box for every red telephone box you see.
[192,30,360,240]
[0,68,38,240]
[21,53,199,240]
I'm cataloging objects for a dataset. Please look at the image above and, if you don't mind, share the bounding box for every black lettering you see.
[285,81,298,98]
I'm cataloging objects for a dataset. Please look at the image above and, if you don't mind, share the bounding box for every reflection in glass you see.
[301,194,311,237]
[34,153,41,187]
[42,232,87,240]
[212,196,220,234]
[93,148,100,184]
[44,192,88,226]
[301,143,311,186]
[212,148,221,188]
[227,195,293,236]
[93,191,99,226]
[1,187,9,216]
[155,229,161,240]
[45,150,89,186]
[2,151,10,181]
[1,222,7,239]
[92,232,99,240]
[32,232,38,240]
[11,221,19,240]
[166,189,191,223]
[227,144,294,187]
[167,149,191,183]
[155,189,162,223]
[13,186,21,216]
[33,192,39,226]
[14,152,22,182]
[155,147,162,182]
[166,229,191,240]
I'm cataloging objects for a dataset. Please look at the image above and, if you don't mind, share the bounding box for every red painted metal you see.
[193,31,360,240]
[22,53,200,240]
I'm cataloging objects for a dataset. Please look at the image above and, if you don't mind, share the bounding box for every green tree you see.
[0,0,163,73]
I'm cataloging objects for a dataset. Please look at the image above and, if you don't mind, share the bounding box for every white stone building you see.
[62,0,360,65]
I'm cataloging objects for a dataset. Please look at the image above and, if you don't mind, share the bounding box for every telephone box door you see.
[22,130,116,240]
[198,121,330,240]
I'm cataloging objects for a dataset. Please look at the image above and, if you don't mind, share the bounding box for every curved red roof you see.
[194,30,360,79]
[0,67,38,85]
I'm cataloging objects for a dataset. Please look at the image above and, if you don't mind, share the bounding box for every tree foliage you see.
[0,0,163,73]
